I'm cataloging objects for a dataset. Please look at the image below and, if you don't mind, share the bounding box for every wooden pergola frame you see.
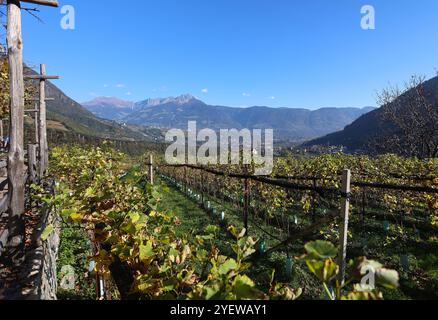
[5,0,59,268]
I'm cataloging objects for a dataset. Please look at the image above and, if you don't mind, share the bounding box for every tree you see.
[372,75,438,159]
[0,58,37,119]
[0,58,8,116]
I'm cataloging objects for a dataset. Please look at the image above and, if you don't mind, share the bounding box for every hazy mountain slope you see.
[24,66,149,141]
[82,97,135,121]
[45,83,144,141]
[303,110,383,149]
[229,106,376,138]
[304,76,438,151]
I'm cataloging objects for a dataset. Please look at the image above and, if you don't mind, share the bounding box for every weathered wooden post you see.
[26,98,54,145]
[243,177,250,231]
[200,169,204,206]
[184,166,187,193]
[25,64,59,177]
[24,103,40,171]
[34,105,39,145]
[4,0,59,275]
[243,165,251,231]
[311,178,317,222]
[6,0,27,267]
[0,119,3,140]
[338,169,351,286]
[149,154,154,185]
[27,144,37,184]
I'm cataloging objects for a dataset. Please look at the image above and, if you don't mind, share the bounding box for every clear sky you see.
[16,0,438,109]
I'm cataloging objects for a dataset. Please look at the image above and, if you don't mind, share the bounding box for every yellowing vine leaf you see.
[139,241,154,262]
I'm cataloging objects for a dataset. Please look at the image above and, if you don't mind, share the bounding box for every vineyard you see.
[0,0,437,304]
[155,154,438,299]
[24,144,433,300]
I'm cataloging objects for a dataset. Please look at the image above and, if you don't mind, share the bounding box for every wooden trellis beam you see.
[24,74,59,80]
[20,0,59,7]
[25,97,55,101]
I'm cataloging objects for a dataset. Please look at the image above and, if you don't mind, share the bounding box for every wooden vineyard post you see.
[149,154,154,185]
[360,169,366,225]
[311,178,317,222]
[27,144,37,184]
[338,169,351,285]
[24,64,59,177]
[38,64,48,177]
[243,165,251,232]
[25,99,51,145]
[184,166,188,193]
[243,178,249,231]
[361,189,366,225]
[24,103,40,156]
[6,0,26,266]
[0,119,3,140]
[35,107,39,145]
[200,169,204,207]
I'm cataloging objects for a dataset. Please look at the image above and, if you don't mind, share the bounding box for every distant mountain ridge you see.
[82,96,135,120]
[83,94,375,140]
[136,94,198,108]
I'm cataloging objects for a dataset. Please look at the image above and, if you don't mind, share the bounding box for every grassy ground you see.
[57,224,96,300]
[348,216,438,300]
[156,178,323,299]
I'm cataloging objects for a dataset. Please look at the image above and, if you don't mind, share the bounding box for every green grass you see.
[57,224,96,300]
[157,181,234,256]
[156,178,323,299]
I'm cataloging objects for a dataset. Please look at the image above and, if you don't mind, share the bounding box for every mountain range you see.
[82,95,375,141]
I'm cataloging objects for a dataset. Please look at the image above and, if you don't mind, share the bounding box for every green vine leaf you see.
[41,224,54,241]
[305,240,338,259]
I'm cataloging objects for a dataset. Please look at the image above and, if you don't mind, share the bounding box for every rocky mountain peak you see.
[136,94,202,108]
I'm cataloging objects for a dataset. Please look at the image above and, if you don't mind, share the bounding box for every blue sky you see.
[17,0,438,109]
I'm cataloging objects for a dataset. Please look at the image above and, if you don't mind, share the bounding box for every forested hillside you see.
[305,75,438,157]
